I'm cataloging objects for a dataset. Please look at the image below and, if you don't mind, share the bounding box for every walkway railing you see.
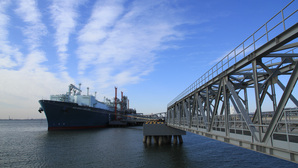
[168,0,298,107]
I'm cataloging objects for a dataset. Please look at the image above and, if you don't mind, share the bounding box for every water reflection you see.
[1,121,297,168]
[142,143,191,168]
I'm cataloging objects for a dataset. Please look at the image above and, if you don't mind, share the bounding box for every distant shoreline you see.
[0,118,46,121]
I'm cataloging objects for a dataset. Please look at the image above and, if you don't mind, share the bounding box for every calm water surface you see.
[0,120,297,168]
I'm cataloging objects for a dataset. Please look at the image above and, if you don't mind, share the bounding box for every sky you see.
[0,0,297,119]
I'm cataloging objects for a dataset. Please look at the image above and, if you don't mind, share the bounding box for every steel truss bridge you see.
[167,1,298,163]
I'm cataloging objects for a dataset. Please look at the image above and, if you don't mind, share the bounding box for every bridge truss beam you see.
[167,3,298,162]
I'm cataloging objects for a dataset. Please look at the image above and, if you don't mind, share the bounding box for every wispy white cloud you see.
[77,0,124,73]
[0,0,10,40]
[78,0,124,44]
[0,0,74,119]
[14,0,49,71]
[21,50,47,71]
[77,0,186,89]
[0,0,24,69]
[50,0,84,71]
[0,66,74,119]
[15,0,47,50]
[0,0,198,118]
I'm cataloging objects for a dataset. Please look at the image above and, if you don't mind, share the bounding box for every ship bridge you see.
[166,1,298,163]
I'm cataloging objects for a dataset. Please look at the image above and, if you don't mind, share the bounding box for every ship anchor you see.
[38,107,43,113]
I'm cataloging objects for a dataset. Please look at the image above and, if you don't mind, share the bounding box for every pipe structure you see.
[115,87,117,120]
[121,91,123,111]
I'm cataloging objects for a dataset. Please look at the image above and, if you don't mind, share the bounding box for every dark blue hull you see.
[39,100,111,130]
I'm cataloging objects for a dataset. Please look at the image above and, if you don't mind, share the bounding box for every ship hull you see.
[39,100,111,130]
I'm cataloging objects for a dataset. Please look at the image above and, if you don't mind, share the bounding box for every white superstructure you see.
[50,84,114,111]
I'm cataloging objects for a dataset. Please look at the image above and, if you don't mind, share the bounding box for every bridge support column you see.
[168,135,172,144]
[143,121,186,145]
[173,135,177,144]
[146,136,151,145]
[178,135,183,144]
[157,136,161,145]
[153,136,158,144]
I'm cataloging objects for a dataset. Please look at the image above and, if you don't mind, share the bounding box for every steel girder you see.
[168,53,298,136]
[167,21,298,162]
[262,62,298,142]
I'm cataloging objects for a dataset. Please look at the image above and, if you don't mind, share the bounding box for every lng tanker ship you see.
[38,84,134,130]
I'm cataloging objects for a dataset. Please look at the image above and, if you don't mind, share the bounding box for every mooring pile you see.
[143,121,186,145]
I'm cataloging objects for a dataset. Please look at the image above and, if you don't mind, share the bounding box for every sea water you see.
[0,119,297,168]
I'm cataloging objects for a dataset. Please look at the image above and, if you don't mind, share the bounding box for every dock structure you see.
[143,121,186,145]
[109,112,167,126]
[167,1,298,163]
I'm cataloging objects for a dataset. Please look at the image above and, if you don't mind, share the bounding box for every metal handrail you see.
[168,0,297,107]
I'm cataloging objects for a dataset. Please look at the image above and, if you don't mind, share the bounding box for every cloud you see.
[0,0,74,119]
[77,0,185,89]
[0,0,195,118]
[78,0,124,44]
[0,67,74,119]
[0,1,10,39]
[15,0,47,50]
[50,0,84,71]
[21,50,47,71]
[0,0,24,69]
[77,0,125,73]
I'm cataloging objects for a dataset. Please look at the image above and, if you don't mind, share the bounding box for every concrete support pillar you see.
[162,136,167,144]
[153,136,158,144]
[168,135,172,144]
[146,136,151,145]
[145,135,183,145]
[178,135,183,144]
[158,136,163,146]
[173,135,178,144]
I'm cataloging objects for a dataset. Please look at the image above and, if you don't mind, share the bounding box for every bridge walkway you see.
[167,1,298,163]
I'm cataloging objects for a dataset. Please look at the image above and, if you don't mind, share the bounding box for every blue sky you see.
[0,0,296,119]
